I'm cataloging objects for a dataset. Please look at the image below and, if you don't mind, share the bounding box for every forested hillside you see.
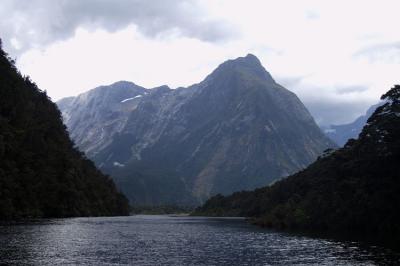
[0,40,129,219]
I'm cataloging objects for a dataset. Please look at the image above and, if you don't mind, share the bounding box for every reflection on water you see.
[0,215,399,265]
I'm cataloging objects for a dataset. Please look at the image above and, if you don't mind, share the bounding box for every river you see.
[0,215,399,265]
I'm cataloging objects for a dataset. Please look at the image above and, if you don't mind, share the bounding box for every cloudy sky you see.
[1,0,399,125]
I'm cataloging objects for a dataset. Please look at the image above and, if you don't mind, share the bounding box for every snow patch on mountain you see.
[121,95,143,103]
[324,128,336,134]
[113,161,125,167]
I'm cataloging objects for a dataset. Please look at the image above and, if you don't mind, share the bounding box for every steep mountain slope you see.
[59,54,335,205]
[323,102,383,146]
[195,85,400,246]
[0,41,129,219]
[59,81,147,158]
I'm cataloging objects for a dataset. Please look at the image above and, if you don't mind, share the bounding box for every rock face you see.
[58,54,335,205]
[59,81,147,158]
[323,103,383,146]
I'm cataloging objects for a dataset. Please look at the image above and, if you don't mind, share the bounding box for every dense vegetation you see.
[194,85,400,246]
[0,40,129,219]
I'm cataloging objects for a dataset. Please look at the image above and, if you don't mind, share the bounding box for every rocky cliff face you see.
[59,81,147,158]
[58,54,335,205]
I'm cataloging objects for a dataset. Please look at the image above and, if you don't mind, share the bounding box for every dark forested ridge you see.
[194,85,400,246]
[0,40,129,219]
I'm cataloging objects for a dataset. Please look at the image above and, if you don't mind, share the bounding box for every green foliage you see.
[0,40,129,219]
[194,85,400,247]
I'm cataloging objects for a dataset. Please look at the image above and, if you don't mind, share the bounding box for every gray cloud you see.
[303,98,373,126]
[277,76,374,126]
[354,42,400,64]
[0,0,236,55]
[335,85,369,95]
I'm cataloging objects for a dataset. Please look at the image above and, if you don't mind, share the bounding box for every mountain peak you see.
[227,53,263,68]
[239,53,261,64]
[111,80,137,86]
[208,54,275,83]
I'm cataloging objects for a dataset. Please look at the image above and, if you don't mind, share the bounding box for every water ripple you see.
[0,215,399,265]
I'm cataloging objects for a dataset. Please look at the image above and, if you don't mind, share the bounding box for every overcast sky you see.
[1,0,399,125]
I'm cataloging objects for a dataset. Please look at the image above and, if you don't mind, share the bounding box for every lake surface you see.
[0,215,399,265]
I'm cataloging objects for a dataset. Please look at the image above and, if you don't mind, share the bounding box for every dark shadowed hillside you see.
[194,85,400,246]
[0,40,129,219]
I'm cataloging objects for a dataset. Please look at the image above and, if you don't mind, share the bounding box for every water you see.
[0,215,399,265]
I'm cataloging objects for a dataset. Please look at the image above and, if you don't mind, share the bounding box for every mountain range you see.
[57,54,335,205]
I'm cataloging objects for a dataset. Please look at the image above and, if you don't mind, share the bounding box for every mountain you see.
[58,54,335,205]
[194,85,400,246]
[323,103,383,146]
[0,40,129,219]
[57,81,147,158]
